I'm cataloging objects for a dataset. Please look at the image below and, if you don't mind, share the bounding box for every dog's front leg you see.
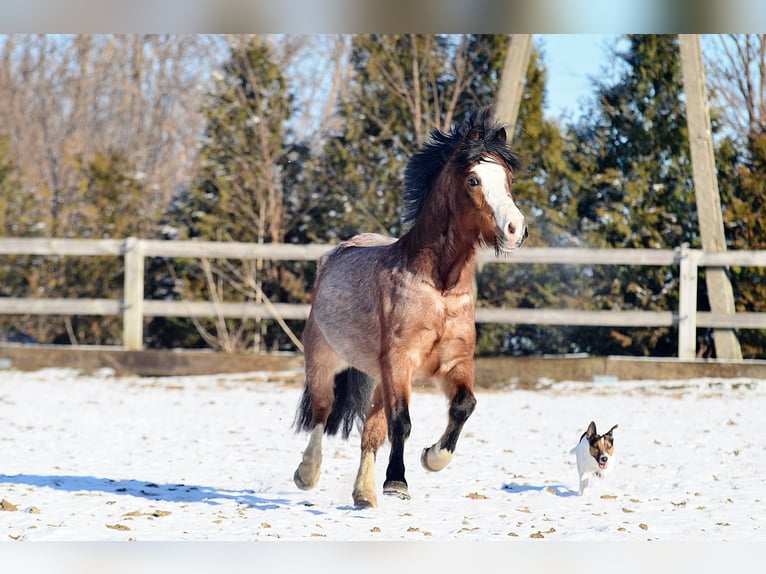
[579,475,589,494]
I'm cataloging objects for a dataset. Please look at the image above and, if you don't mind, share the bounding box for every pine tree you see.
[717,132,766,357]
[307,35,513,242]
[305,35,580,356]
[0,148,148,345]
[569,35,696,356]
[0,135,31,341]
[151,37,311,352]
[187,37,293,244]
[0,135,21,236]
[475,45,584,355]
[52,152,148,344]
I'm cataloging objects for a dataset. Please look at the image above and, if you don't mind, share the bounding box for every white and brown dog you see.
[570,421,618,494]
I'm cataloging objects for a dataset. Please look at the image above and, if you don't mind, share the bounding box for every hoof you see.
[382,480,410,500]
[293,466,319,490]
[353,489,377,508]
[421,445,453,472]
[353,496,377,509]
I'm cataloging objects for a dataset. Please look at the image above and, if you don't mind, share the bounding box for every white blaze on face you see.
[473,159,526,250]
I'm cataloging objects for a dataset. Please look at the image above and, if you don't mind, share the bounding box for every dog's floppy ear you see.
[604,424,618,437]
[586,421,597,439]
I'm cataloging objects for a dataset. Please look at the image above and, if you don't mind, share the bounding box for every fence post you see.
[678,244,699,359]
[123,237,145,351]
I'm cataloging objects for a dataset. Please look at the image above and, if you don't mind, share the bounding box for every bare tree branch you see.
[706,34,766,149]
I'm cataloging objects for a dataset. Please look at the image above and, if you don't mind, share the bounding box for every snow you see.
[1,367,764,567]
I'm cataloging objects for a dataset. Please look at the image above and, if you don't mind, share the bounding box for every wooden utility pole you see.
[494,34,533,142]
[679,34,742,359]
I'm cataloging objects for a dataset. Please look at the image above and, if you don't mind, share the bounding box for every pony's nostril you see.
[507,222,517,236]
[522,226,529,241]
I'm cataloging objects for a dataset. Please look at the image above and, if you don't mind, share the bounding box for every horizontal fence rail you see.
[1,237,765,359]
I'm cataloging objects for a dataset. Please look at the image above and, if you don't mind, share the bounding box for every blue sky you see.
[536,34,621,120]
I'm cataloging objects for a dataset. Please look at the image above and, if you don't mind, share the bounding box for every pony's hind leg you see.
[421,379,477,472]
[352,383,386,508]
[294,370,333,490]
[293,317,345,490]
[294,423,325,490]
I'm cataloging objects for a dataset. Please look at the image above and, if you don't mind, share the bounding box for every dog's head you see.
[584,421,618,470]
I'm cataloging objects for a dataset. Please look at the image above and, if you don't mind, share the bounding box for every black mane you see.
[401,106,522,225]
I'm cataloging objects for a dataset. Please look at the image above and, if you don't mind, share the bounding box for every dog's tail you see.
[569,435,585,454]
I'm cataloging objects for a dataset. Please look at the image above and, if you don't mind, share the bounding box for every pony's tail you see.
[294,368,375,439]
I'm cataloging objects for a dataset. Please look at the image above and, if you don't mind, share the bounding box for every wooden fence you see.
[1,237,766,360]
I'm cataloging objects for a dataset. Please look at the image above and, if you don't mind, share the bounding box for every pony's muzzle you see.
[507,220,528,245]
[499,216,527,251]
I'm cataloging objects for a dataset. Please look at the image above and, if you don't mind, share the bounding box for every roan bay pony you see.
[293,107,527,508]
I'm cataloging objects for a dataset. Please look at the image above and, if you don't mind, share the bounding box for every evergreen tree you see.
[568,35,696,356]
[71,151,150,239]
[151,37,312,352]
[307,35,513,242]
[304,35,580,356]
[0,136,17,234]
[0,149,148,345]
[187,38,293,244]
[576,35,695,248]
[475,45,584,355]
[52,151,148,345]
[0,135,37,238]
[717,132,766,358]
[0,135,33,341]
[708,36,766,358]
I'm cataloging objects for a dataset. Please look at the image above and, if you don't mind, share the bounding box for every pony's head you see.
[403,107,527,254]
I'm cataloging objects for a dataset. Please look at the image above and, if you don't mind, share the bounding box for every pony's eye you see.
[467,176,480,187]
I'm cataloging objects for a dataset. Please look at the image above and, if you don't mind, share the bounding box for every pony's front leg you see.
[421,381,476,472]
[372,360,414,502]
[382,398,412,500]
[353,384,386,508]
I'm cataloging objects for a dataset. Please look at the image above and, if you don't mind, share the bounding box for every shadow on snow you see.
[0,473,293,510]
[501,482,579,497]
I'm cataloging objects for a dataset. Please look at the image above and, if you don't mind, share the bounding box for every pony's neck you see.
[400,187,478,293]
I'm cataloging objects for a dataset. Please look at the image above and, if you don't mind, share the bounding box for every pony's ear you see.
[495,127,507,143]
[467,127,483,142]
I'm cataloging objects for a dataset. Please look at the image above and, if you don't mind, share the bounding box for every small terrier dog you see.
[570,421,618,494]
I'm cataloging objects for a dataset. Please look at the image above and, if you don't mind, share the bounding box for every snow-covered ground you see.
[1,366,765,571]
